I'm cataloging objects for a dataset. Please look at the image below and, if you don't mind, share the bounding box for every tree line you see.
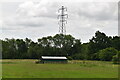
[1,31,120,63]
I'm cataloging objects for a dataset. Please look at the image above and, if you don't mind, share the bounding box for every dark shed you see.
[40,56,68,63]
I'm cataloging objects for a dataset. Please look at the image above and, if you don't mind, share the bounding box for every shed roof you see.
[41,56,67,59]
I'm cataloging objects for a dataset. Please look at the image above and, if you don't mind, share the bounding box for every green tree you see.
[16,39,28,58]
[81,43,89,60]
[111,36,120,50]
[5,38,17,59]
[2,39,10,59]
[88,31,111,59]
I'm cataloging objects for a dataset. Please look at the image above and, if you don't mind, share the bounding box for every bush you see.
[112,51,120,64]
[35,61,40,64]
[98,48,118,61]
[67,56,73,60]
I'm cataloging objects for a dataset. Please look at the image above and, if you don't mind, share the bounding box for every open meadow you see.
[1,59,119,78]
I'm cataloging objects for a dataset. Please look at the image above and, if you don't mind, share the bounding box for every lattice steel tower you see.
[58,6,68,34]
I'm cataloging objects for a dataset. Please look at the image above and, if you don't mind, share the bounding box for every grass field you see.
[1,59,119,78]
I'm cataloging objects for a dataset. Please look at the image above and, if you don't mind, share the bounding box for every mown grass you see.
[2,59,119,78]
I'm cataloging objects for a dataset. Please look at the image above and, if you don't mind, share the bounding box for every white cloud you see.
[1,0,118,43]
[16,1,57,18]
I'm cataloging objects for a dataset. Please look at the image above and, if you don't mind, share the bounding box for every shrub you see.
[112,51,120,64]
[98,48,118,61]
[67,56,73,60]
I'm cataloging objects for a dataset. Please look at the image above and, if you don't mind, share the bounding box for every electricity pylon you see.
[58,6,68,35]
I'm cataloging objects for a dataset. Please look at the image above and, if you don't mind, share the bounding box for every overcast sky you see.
[0,0,119,43]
